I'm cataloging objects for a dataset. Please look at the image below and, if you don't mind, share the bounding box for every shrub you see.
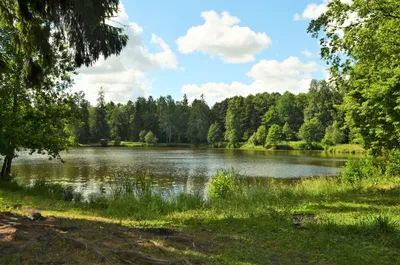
[341,157,384,183]
[145,131,158,145]
[207,168,241,198]
[139,130,147,143]
[386,149,400,177]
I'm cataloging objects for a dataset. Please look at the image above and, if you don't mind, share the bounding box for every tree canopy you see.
[308,0,400,153]
[0,0,129,178]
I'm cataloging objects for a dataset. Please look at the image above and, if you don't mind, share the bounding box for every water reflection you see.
[12,147,359,195]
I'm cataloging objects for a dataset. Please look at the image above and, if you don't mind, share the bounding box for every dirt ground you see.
[0,211,212,264]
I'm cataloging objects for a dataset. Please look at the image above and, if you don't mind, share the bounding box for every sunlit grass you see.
[1,169,400,264]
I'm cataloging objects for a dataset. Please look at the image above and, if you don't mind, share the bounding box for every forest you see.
[1,1,400,264]
[74,79,345,149]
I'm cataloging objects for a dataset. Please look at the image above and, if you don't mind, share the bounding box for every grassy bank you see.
[1,162,400,264]
[326,144,366,154]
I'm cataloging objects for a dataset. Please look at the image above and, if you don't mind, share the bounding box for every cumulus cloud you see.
[294,0,352,21]
[301,49,313,58]
[73,3,178,104]
[176,11,272,63]
[182,56,322,106]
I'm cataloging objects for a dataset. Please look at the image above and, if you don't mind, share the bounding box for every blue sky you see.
[73,0,330,105]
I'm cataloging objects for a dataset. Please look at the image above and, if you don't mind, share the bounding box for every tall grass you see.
[2,153,400,222]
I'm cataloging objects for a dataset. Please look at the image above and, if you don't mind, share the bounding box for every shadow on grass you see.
[0,211,217,265]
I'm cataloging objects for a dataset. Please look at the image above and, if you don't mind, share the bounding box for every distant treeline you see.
[70,79,353,147]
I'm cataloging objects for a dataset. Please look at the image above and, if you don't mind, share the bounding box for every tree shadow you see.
[0,211,216,264]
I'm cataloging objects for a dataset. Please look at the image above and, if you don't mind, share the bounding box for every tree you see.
[93,88,110,141]
[158,95,176,145]
[255,125,267,146]
[276,92,304,132]
[262,106,283,129]
[298,118,324,144]
[308,0,400,153]
[282,122,295,142]
[188,98,211,144]
[266,124,283,146]
[304,80,342,129]
[322,121,345,146]
[224,97,245,147]
[207,122,222,146]
[77,99,91,144]
[139,130,147,143]
[145,131,158,145]
[175,95,190,143]
[0,27,79,178]
[0,1,128,178]
[0,0,128,83]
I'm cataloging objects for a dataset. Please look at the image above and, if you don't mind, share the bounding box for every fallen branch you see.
[148,240,169,255]
[49,230,114,265]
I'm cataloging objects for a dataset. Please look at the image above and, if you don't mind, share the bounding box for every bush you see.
[386,149,400,177]
[341,157,384,183]
[145,131,158,145]
[207,168,241,198]
[139,130,147,143]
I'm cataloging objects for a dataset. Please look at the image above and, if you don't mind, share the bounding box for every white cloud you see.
[176,10,272,63]
[73,3,178,104]
[182,56,322,106]
[294,0,353,21]
[301,49,313,58]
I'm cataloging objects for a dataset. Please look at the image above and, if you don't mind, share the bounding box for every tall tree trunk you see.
[5,155,12,177]
[1,157,8,178]
[0,155,12,179]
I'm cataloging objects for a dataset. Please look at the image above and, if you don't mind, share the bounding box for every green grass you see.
[326,144,366,154]
[239,141,325,151]
[1,171,400,264]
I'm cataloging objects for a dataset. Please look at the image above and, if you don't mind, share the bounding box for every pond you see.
[12,147,355,196]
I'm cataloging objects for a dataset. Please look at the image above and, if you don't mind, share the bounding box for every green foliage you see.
[188,97,211,144]
[247,132,257,146]
[386,150,400,177]
[304,80,342,128]
[93,88,110,142]
[207,122,222,146]
[308,0,400,153]
[266,124,283,146]
[322,121,345,146]
[341,157,384,184]
[113,136,121,146]
[139,130,147,143]
[0,0,128,79]
[145,131,158,145]
[0,26,80,178]
[262,106,283,128]
[207,169,241,199]
[224,97,245,147]
[282,122,295,141]
[298,118,324,144]
[255,125,267,146]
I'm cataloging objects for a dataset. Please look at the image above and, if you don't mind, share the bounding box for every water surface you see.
[12,147,353,195]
